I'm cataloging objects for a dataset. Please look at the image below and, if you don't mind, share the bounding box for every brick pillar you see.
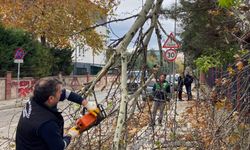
[199,71,206,85]
[5,71,12,100]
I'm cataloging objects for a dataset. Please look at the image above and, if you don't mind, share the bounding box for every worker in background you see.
[177,73,184,101]
[16,77,99,150]
[184,73,194,100]
[150,73,171,126]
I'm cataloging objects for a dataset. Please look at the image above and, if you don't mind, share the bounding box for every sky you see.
[108,0,180,50]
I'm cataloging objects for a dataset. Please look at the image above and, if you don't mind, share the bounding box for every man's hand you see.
[81,99,88,106]
[85,103,100,117]
[67,126,80,138]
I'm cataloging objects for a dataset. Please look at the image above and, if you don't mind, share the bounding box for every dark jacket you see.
[177,76,184,91]
[152,80,171,101]
[16,89,84,150]
[184,74,193,86]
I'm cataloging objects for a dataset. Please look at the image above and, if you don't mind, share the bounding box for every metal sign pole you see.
[173,62,175,96]
[16,62,20,102]
[173,0,178,141]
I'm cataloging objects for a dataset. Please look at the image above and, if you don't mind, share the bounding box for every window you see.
[76,68,87,75]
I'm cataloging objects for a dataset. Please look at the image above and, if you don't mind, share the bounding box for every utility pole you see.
[173,0,178,142]
[74,46,78,75]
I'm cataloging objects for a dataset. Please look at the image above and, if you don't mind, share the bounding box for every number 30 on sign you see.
[164,49,177,62]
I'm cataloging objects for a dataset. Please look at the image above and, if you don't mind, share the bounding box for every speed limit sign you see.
[164,49,177,62]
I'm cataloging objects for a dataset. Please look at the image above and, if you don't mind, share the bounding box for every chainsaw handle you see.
[97,104,107,118]
[82,103,106,116]
[81,103,107,125]
[82,107,88,115]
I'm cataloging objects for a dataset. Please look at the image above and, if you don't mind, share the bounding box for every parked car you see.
[127,70,148,94]
[141,79,155,101]
[166,74,180,91]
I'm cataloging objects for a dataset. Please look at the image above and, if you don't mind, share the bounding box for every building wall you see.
[72,62,103,75]
[70,20,107,75]
[72,20,107,66]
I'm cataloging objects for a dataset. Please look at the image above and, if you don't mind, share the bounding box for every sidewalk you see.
[0,84,205,111]
[0,89,108,111]
[0,98,28,111]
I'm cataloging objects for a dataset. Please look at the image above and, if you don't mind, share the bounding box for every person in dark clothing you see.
[184,73,194,100]
[150,73,171,126]
[177,73,184,101]
[16,77,99,150]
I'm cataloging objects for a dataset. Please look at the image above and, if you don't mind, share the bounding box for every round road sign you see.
[14,48,25,59]
[164,49,177,62]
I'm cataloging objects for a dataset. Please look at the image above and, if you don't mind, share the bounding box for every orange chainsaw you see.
[74,104,107,133]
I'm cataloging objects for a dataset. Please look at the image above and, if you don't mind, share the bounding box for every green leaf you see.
[218,0,234,8]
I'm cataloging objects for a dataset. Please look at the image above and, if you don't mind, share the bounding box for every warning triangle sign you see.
[162,32,180,49]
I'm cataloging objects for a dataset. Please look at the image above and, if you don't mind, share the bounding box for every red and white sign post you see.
[162,32,179,62]
[162,32,180,93]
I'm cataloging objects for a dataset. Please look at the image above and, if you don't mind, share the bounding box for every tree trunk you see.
[113,0,155,149]
[40,34,46,46]
[155,24,163,66]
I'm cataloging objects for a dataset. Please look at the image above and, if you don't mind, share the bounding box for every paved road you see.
[0,107,22,149]
[0,90,116,149]
[0,107,22,137]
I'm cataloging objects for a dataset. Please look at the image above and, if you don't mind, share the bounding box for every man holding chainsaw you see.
[16,77,100,150]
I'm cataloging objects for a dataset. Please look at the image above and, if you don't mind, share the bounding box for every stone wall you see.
[0,73,119,100]
[0,78,5,100]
